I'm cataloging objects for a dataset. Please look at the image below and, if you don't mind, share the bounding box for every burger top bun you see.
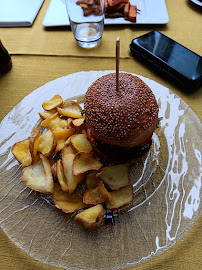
[84,73,159,147]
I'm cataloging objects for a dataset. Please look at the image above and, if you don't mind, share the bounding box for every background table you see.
[0,0,201,269]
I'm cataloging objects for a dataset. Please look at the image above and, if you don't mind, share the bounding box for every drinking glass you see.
[65,0,105,49]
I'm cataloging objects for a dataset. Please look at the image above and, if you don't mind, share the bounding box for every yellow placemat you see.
[0,0,202,268]
[0,0,201,58]
[0,56,202,270]
[0,54,202,270]
[1,56,202,122]
[0,215,201,270]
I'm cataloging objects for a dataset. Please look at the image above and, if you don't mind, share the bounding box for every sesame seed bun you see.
[84,73,159,148]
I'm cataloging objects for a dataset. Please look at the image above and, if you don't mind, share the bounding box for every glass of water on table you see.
[65,0,105,49]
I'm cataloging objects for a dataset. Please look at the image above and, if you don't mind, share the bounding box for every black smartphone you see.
[129,31,202,91]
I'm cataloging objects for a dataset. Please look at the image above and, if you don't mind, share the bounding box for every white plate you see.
[190,0,202,6]
[42,0,169,27]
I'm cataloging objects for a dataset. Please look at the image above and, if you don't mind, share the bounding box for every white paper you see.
[42,0,69,27]
[0,0,44,27]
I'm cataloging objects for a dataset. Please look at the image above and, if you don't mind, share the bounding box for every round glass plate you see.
[0,71,201,270]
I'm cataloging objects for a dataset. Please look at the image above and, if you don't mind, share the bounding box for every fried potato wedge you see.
[96,163,130,190]
[62,153,84,193]
[40,154,54,193]
[53,129,75,152]
[56,159,68,192]
[71,133,93,153]
[75,204,104,231]
[51,162,57,178]
[21,155,54,194]
[107,0,129,8]
[29,130,40,164]
[83,182,105,205]
[67,117,73,127]
[99,180,114,203]
[73,152,103,176]
[40,113,68,131]
[11,137,32,167]
[85,171,99,188]
[128,4,137,22]
[83,181,113,205]
[53,183,87,213]
[42,94,63,111]
[62,144,76,155]
[57,100,83,118]
[38,111,56,120]
[64,136,72,147]
[32,128,40,135]
[70,118,85,130]
[38,130,57,157]
[124,2,130,18]
[105,184,133,210]
[76,0,94,5]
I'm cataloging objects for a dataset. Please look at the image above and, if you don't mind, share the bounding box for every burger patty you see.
[87,126,152,164]
[95,138,152,164]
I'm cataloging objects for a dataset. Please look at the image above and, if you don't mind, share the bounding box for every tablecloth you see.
[0,0,201,269]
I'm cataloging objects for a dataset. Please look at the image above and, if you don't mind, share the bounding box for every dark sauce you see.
[105,212,115,226]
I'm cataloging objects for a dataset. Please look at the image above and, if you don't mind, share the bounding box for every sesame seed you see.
[84,73,159,147]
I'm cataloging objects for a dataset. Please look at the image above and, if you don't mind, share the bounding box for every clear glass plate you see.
[0,71,201,270]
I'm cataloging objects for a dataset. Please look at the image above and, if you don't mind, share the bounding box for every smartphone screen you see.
[131,31,202,84]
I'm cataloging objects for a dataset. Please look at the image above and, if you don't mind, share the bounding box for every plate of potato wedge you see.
[42,0,169,27]
[0,70,201,269]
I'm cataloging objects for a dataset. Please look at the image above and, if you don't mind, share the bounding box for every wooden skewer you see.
[116,37,120,91]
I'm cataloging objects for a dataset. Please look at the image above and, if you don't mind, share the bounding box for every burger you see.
[84,72,159,164]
